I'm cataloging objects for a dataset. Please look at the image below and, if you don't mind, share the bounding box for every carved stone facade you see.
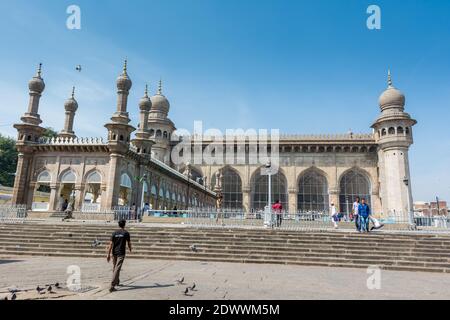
[12,63,416,219]
[11,63,216,213]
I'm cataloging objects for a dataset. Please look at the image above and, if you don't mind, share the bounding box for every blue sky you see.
[0,0,449,202]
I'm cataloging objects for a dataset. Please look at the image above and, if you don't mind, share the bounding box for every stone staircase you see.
[1,223,450,273]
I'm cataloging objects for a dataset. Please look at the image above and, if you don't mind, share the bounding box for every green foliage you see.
[42,127,58,139]
[0,134,18,187]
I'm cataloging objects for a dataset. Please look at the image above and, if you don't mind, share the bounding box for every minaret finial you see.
[123,59,128,75]
[158,77,162,95]
[71,86,75,98]
[37,63,42,78]
[388,69,393,88]
[144,84,148,97]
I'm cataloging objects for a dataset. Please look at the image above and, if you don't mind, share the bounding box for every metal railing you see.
[0,204,27,224]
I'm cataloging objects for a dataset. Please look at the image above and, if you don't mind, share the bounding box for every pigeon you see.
[176,277,185,285]
[92,238,102,248]
[47,285,53,293]
[183,287,189,295]
[8,288,19,294]
[36,286,43,293]
[55,282,60,288]
[3,296,7,300]
[10,293,16,300]
[190,283,196,291]
[76,65,82,72]
[189,245,198,252]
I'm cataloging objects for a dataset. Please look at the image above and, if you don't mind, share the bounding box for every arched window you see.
[163,131,168,139]
[298,169,329,213]
[61,171,77,183]
[120,173,132,189]
[381,128,387,136]
[86,171,102,184]
[37,171,51,183]
[119,173,132,206]
[156,130,162,138]
[405,127,410,135]
[388,127,395,135]
[397,127,404,135]
[339,170,371,215]
[251,168,288,211]
[149,129,155,137]
[211,167,243,209]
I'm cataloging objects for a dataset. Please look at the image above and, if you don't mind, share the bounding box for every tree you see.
[42,127,58,139]
[0,134,18,187]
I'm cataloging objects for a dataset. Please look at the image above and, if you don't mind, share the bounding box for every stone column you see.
[242,186,250,213]
[49,184,58,211]
[11,153,31,206]
[105,153,121,209]
[288,188,297,213]
[75,184,84,211]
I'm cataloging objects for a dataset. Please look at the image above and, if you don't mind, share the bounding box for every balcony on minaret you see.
[58,87,78,139]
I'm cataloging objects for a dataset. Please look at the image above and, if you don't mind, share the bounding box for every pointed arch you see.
[211,166,243,209]
[250,166,288,211]
[338,167,372,214]
[297,167,329,213]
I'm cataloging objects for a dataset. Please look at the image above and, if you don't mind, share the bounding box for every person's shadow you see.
[117,283,174,292]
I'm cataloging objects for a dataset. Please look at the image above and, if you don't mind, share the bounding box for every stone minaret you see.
[148,79,176,164]
[104,60,136,148]
[132,84,155,156]
[12,64,47,205]
[58,87,78,139]
[104,60,136,208]
[372,71,417,219]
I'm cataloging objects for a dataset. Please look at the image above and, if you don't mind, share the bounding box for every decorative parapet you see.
[279,133,374,140]
[38,137,106,145]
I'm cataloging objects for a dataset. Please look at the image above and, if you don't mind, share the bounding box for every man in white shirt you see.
[352,197,360,231]
[330,203,338,229]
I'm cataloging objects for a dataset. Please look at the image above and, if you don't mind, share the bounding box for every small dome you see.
[150,94,170,114]
[150,79,170,114]
[378,70,405,110]
[64,87,78,111]
[139,85,152,111]
[116,60,132,91]
[379,87,405,110]
[28,64,45,94]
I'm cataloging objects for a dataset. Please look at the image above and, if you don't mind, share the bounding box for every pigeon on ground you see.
[55,282,60,288]
[190,283,196,291]
[10,293,16,300]
[176,277,185,285]
[36,286,43,293]
[183,287,189,295]
[47,285,53,293]
[189,245,198,252]
[92,238,102,248]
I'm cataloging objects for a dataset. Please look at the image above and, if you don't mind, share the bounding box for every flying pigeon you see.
[76,65,82,72]
[10,293,16,300]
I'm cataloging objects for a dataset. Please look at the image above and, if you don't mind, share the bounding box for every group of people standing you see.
[331,197,382,232]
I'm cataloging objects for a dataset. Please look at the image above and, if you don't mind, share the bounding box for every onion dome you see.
[139,84,152,111]
[64,87,78,112]
[378,70,405,111]
[116,59,132,91]
[28,63,45,94]
[150,78,170,115]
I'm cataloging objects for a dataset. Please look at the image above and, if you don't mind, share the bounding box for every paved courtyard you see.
[0,255,449,300]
